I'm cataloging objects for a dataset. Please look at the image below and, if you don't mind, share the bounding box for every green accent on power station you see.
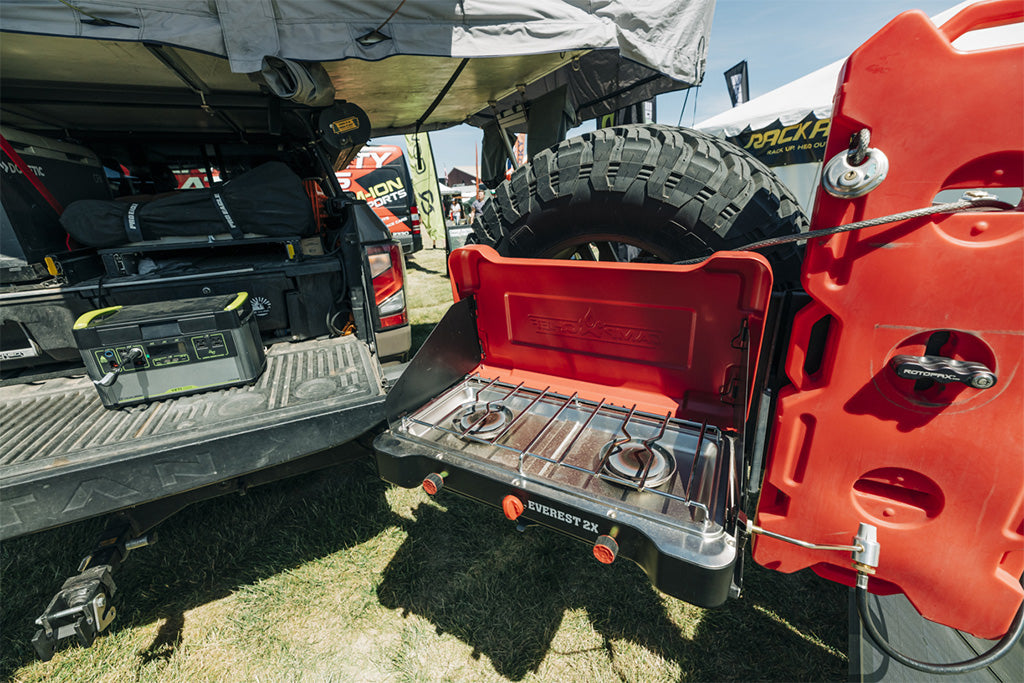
[224,292,249,311]
[74,306,123,330]
[118,379,258,402]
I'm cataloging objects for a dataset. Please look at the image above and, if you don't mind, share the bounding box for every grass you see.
[403,246,456,353]
[0,247,848,682]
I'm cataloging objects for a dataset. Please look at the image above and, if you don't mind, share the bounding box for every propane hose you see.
[855,572,1024,675]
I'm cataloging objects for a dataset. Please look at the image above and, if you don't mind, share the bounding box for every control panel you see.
[92,332,237,374]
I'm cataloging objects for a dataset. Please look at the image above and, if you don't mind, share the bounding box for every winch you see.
[73,293,266,408]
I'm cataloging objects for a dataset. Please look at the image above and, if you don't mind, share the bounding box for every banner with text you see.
[727,113,831,166]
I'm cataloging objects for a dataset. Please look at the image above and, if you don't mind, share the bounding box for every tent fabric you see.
[692,1,1021,210]
[2,1,715,138]
[0,0,715,82]
[695,62,841,139]
[256,57,336,107]
[695,1,1019,139]
[60,162,315,248]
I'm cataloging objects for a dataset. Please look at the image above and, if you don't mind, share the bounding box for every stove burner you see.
[600,439,676,488]
[454,402,513,439]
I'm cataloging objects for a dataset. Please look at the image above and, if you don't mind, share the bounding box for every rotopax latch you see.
[889,354,997,389]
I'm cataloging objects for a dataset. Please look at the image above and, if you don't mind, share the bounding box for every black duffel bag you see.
[60,162,315,247]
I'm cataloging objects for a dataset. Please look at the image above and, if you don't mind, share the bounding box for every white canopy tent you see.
[694,1,1022,210]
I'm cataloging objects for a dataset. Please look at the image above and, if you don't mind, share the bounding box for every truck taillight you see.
[410,205,421,235]
[366,243,407,329]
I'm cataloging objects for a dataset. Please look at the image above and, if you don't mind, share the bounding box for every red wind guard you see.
[448,246,773,430]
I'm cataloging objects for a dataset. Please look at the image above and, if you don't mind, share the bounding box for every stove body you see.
[374,246,772,607]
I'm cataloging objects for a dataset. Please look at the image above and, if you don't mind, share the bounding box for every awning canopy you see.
[0,0,716,138]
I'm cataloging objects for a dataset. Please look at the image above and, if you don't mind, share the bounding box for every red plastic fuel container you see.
[753,1,1024,639]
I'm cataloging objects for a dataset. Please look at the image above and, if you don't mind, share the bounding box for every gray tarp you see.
[1,1,713,79]
[0,1,715,135]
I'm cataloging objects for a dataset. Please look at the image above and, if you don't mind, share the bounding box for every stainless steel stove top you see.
[395,373,733,534]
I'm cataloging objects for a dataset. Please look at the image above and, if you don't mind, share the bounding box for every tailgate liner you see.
[0,336,384,539]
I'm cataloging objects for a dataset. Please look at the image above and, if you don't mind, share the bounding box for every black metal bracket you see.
[29,506,161,660]
[26,444,370,660]
[31,565,118,661]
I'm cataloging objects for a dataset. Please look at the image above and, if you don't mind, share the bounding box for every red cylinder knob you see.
[422,472,444,495]
[593,535,618,564]
[502,495,525,520]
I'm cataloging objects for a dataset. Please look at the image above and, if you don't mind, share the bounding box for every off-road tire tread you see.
[473,124,808,286]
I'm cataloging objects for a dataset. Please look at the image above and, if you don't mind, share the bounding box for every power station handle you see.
[889,354,997,389]
[94,347,144,387]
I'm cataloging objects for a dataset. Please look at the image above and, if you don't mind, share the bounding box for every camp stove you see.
[397,374,727,522]
[374,246,773,607]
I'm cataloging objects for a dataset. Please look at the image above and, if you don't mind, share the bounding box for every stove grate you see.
[399,373,726,524]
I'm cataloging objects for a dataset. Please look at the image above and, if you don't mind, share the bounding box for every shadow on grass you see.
[137,611,185,665]
[1,448,848,682]
[404,256,445,275]
[377,498,848,681]
[0,448,401,679]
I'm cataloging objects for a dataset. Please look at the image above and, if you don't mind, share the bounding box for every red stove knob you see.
[422,473,444,495]
[502,495,525,520]
[593,535,618,564]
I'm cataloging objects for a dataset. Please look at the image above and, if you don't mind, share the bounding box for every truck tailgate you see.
[0,336,385,539]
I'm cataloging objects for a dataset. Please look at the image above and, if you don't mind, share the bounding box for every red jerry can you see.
[754,1,1024,639]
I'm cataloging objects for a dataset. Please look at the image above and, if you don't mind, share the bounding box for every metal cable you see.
[675,196,1015,266]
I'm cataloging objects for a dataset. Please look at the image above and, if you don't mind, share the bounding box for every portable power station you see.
[73,293,266,408]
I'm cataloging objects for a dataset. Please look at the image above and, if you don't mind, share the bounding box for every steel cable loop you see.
[847,128,871,166]
[675,196,1016,266]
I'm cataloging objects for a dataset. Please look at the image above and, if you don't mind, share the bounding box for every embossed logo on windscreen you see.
[527,309,662,348]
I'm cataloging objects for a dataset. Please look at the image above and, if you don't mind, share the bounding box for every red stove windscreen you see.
[448,246,773,430]
[754,4,1024,639]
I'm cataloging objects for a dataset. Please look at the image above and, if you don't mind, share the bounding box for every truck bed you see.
[0,336,386,540]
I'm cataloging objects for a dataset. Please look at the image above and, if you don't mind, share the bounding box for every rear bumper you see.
[392,231,420,254]
[376,324,411,361]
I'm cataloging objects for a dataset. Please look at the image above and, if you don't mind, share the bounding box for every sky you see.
[376,1,967,176]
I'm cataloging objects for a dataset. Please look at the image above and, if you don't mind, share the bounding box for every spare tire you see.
[473,124,808,287]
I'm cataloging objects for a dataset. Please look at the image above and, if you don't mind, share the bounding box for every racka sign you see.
[728,112,830,166]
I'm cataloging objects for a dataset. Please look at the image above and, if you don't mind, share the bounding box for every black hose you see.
[855,576,1024,674]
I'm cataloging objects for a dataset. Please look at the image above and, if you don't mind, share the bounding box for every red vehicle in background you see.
[337,145,422,255]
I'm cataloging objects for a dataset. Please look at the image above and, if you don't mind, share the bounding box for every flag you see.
[724,61,749,107]
[403,132,445,243]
